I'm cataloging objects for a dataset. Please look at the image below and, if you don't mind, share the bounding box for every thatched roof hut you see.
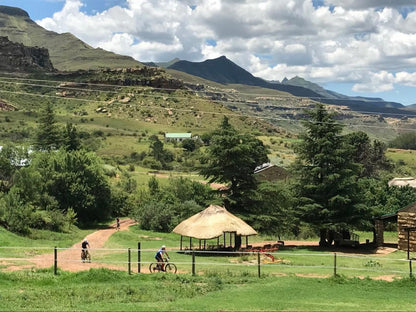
[388,177,416,188]
[172,205,257,251]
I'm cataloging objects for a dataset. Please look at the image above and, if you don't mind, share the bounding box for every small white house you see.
[164,133,192,142]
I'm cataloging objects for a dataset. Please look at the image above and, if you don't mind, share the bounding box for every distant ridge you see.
[0,5,142,71]
[145,58,181,68]
[168,56,322,98]
[169,55,409,115]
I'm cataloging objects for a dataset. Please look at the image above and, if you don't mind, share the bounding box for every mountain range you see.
[164,57,409,115]
[0,4,414,118]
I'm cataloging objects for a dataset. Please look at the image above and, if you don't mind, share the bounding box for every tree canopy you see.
[292,104,369,245]
[199,117,269,211]
[34,102,62,151]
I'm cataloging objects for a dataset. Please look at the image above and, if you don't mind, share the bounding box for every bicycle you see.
[81,249,91,263]
[149,258,177,273]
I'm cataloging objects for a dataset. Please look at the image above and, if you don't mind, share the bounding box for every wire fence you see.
[0,245,413,279]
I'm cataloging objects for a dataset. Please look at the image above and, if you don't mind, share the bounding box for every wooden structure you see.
[374,212,397,247]
[374,179,416,248]
[172,205,257,251]
[254,163,289,182]
[398,202,416,252]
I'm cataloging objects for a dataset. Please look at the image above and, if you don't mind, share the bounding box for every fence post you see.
[54,246,57,275]
[137,242,141,274]
[333,253,337,277]
[257,252,261,278]
[128,248,131,275]
[192,251,195,276]
[410,259,413,278]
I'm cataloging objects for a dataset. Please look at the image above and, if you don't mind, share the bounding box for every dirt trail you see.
[1,222,399,281]
[3,219,137,272]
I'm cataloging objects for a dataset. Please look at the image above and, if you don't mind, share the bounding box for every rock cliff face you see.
[0,36,54,72]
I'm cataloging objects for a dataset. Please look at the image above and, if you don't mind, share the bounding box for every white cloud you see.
[35,0,416,102]
[324,0,416,9]
[352,71,395,92]
[395,71,416,87]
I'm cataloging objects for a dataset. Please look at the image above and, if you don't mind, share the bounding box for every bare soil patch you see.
[2,219,136,272]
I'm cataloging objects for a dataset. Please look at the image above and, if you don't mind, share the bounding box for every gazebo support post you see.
[199,240,201,250]
[246,236,248,248]
[190,237,192,250]
[180,236,183,251]
[223,233,226,248]
[204,240,206,250]
[230,232,232,249]
[217,237,220,249]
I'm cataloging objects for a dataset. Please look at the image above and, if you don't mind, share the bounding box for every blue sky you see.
[1,0,416,105]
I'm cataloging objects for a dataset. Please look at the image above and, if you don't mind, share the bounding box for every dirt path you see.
[1,223,399,281]
[3,219,137,272]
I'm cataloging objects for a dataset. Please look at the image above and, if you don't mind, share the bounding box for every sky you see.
[1,0,416,105]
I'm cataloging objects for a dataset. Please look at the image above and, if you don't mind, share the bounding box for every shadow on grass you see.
[279,242,398,255]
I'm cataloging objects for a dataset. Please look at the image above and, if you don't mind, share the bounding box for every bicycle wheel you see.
[164,263,177,273]
[149,263,158,273]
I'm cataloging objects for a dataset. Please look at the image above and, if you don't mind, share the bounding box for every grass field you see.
[2,222,416,311]
[1,266,416,311]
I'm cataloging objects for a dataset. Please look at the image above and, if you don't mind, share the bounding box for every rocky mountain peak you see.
[0,5,30,18]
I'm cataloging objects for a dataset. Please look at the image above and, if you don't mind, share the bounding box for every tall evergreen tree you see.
[34,102,62,151]
[63,122,81,151]
[293,104,368,245]
[345,131,391,178]
[200,116,269,211]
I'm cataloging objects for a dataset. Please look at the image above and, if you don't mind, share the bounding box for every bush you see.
[132,201,177,232]
[389,132,416,150]
[142,157,162,170]
[0,189,33,235]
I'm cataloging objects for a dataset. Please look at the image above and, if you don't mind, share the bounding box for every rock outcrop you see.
[0,36,55,72]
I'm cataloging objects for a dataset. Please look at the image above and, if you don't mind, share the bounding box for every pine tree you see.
[293,104,367,246]
[63,122,81,151]
[200,116,269,211]
[34,102,62,151]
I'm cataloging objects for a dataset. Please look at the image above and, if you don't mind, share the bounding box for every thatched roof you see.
[172,205,257,240]
[388,177,416,188]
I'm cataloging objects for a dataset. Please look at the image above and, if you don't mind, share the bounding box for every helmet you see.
[161,245,166,249]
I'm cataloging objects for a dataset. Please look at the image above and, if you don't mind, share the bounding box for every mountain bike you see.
[81,249,91,263]
[149,258,177,273]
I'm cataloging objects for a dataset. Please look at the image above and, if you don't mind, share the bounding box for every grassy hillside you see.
[0,70,284,161]
[0,6,142,71]
[167,68,409,142]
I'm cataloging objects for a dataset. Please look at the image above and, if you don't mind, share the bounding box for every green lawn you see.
[1,225,415,311]
[1,269,416,311]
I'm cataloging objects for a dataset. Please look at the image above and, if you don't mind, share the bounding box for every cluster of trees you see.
[129,176,217,232]
[1,102,416,243]
[0,103,118,233]
[389,132,416,150]
[195,105,416,244]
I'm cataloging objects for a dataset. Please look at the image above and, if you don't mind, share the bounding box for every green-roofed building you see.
[164,133,192,142]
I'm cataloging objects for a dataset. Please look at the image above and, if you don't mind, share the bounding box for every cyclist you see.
[81,238,90,262]
[154,245,169,271]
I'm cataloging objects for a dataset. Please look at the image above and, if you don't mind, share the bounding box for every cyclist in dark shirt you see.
[81,238,90,262]
[154,245,169,271]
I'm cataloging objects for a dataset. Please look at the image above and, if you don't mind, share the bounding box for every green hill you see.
[0,5,142,71]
